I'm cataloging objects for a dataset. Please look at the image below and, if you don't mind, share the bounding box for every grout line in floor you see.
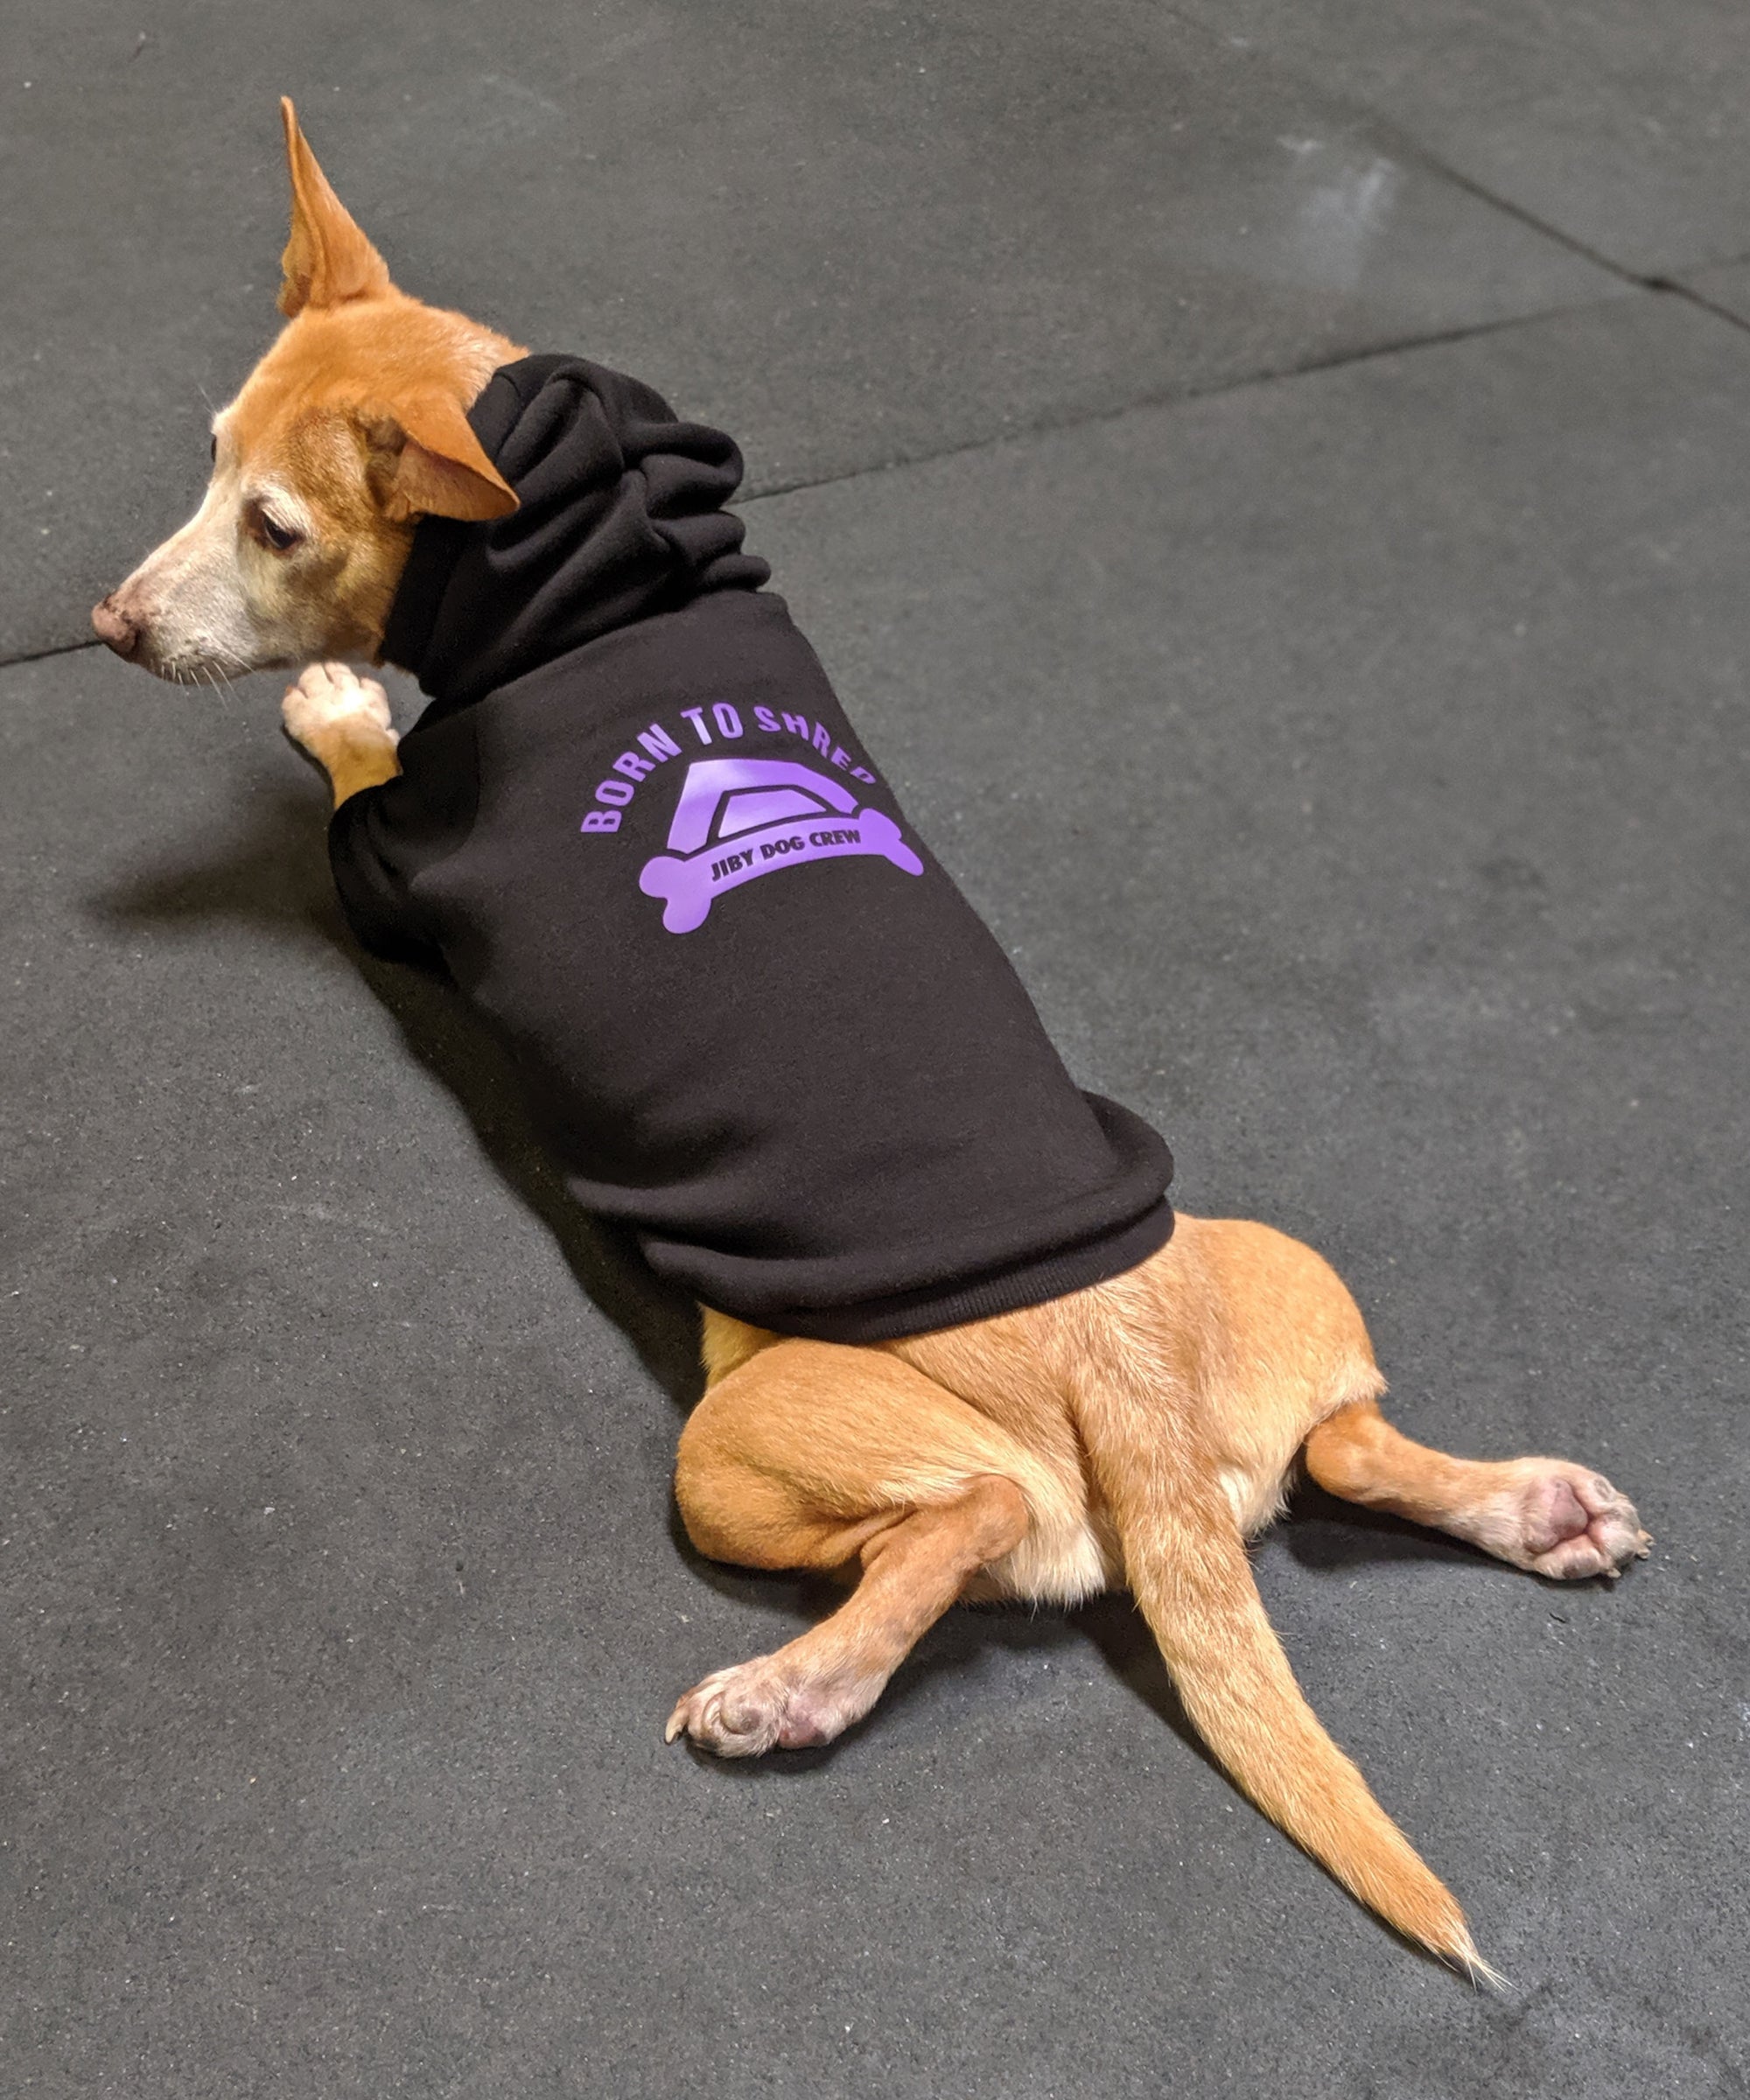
[1398,146,1750,341]
[1641,277,1750,339]
[4,272,1736,673]
[0,634,108,671]
[736,289,1635,506]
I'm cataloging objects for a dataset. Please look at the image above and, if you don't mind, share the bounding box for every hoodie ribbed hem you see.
[737,1199,1175,1344]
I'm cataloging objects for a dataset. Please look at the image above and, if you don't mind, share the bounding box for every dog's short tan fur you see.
[95,104,1653,1978]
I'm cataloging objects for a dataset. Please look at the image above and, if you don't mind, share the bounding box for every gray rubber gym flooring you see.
[4,6,1747,2095]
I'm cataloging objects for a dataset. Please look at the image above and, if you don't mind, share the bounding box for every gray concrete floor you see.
[4,6,1748,2096]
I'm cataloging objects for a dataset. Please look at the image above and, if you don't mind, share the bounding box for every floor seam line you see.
[1151,5,1750,309]
[1390,144,1681,296]
[1377,136,1750,338]
[737,290,1635,507]
[0,284,1694,668]
[1640,278,1750,340]
[0,636,106,672]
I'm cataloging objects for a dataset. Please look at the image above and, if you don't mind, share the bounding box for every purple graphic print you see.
[638,758,924,933]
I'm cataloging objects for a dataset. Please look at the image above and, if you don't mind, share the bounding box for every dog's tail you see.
[1074,1349,1496,1981]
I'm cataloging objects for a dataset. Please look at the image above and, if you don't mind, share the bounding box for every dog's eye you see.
[243,495,304,554]
[209,434,218,464]
[260,514,303,553]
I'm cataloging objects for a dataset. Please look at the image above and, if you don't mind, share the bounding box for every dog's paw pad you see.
[1508,1464,1651,1580]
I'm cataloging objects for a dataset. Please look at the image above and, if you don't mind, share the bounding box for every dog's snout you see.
[91,593,144,661]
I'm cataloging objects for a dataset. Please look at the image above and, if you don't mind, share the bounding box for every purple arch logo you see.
[637,757,924,933]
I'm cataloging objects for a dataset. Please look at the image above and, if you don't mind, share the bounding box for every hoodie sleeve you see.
[326,784,444,968]
[325,705,482,970]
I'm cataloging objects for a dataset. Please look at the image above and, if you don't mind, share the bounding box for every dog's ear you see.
[277,98,394,317]
[360,396,520,523]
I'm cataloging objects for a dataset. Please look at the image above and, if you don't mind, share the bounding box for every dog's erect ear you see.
[362,396,520,523]
[277,97,394,317]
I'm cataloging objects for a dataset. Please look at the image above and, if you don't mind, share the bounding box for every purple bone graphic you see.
[638,756,923,933]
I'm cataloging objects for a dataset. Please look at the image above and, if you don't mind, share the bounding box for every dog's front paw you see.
[281,661,396,757]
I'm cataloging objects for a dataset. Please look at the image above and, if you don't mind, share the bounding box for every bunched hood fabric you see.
[330,354,1174,1341]
[382,354,770,718]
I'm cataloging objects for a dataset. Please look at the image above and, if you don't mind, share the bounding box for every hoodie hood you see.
[382,354,770,715]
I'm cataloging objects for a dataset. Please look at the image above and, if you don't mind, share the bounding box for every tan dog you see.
[94,102,1650,1978]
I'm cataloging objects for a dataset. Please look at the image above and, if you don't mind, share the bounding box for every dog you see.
[94,102,1650,1978]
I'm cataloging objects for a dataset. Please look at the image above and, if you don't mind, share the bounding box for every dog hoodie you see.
[328,354,1173,1341]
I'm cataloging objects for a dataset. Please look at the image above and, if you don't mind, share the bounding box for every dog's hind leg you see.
[667,1338,1060,1756]
[1303,1398,1651,1579]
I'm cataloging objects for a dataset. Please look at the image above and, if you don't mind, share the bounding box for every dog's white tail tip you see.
[1449,1930,1508,1992]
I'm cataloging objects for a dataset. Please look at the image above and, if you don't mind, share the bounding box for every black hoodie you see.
[329,354,1172,1341]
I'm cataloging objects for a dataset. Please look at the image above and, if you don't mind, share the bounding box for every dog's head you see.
[93,102,524,684]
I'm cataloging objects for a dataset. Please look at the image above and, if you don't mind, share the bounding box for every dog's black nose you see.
[91,594,144,661]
